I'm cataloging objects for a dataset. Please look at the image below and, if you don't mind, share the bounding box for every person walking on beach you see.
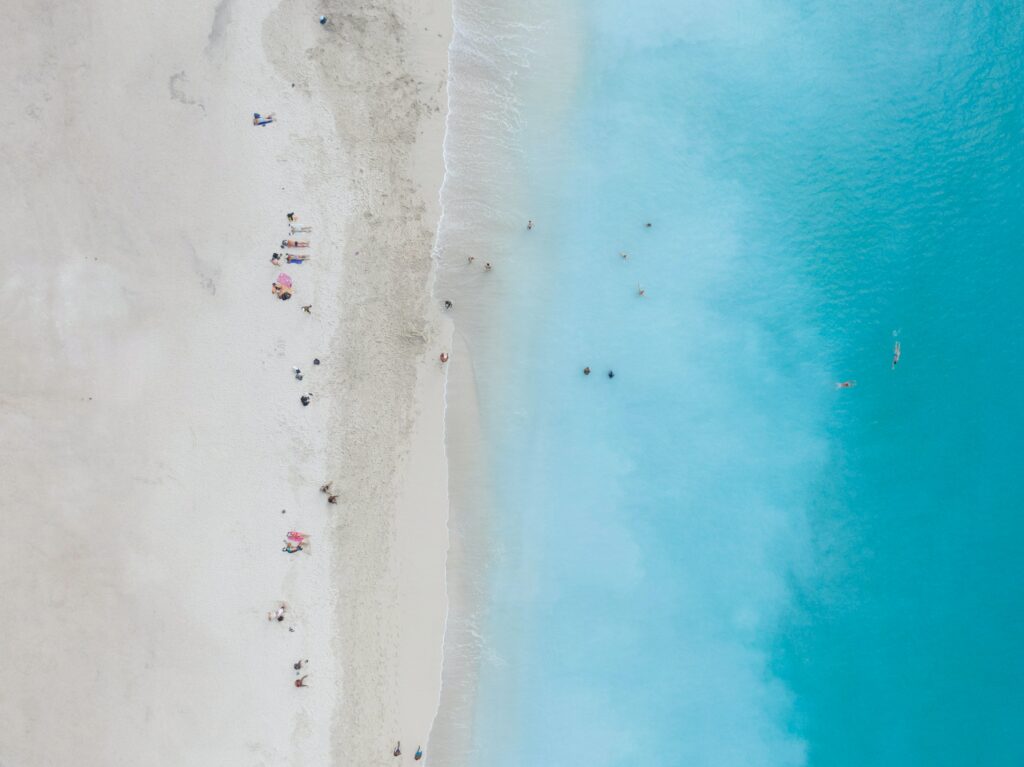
[320,482,332,494]
[415,746,423,760]
[444,300,453,310]
[294,675,309,687]
[301,393,312,406]
[440,352,449,363]
[393,742,401,757]
[302,304,312,313]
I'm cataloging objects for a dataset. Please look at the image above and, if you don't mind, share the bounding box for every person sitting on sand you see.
[282,239,309,248]
[272,283,292,300]
[294,659,307,670]
[286,254,310,264]
[440,352,449,363]
[268,603,287,622]
[287,212,297,222]
[327,495,339,504]
[270,253,283,265]
[295,675,309,687]
[253,112,275,126]
[320,482,332,494]
[300,393,312,407]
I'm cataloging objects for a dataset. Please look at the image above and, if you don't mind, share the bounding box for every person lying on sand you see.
[282,239,309,248]
[286,254,310,264]
[268,603,287,622]
[282,543,303,554]
[290,225,312,234]
[253,112,275,126]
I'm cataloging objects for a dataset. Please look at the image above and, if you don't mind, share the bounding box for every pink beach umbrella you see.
[277,273,293,288]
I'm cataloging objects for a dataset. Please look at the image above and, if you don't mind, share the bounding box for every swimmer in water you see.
[836,380,857,389]
[892,341,901,369]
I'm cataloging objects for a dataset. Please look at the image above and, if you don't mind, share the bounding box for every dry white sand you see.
[0,0,451,765]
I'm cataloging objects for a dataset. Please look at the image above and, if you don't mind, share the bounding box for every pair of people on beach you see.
[393,742,423,760]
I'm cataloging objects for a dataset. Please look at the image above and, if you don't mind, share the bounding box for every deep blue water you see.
[441,1,1024,764]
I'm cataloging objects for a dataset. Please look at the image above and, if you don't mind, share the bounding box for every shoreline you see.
[267,0,456,761]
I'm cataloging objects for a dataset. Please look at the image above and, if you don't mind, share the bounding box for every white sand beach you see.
[0,0,451,764]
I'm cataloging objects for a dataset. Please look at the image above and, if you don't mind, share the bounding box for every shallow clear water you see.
[435,1,1024,765]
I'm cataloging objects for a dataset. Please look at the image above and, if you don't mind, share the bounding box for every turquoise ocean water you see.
[434,1,1024,765]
